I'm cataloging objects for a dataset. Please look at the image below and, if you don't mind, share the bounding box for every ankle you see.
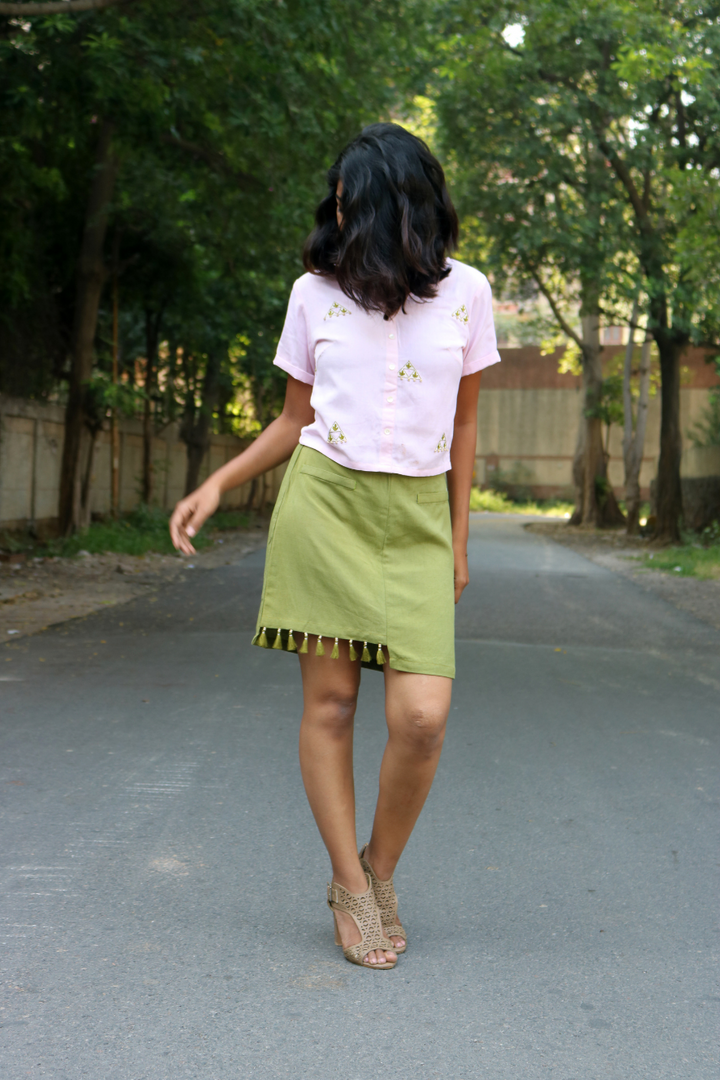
[363,843,396,882]
[331,862,368,896]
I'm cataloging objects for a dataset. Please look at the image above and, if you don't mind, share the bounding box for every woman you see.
[170,123,500,969]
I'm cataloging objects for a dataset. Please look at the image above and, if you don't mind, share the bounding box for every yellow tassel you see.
[251,631,261,646]
[362,642,371,663]
[299,632,309,654]
[315,635,325,656]
[272,628,283,650]
[348,640,358,661]
[376,644,385,665]
[287,630,297,653]
[331,637,339,659]
[258,627,268,648]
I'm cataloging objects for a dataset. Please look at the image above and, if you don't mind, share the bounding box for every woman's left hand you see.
[453,542,469,604]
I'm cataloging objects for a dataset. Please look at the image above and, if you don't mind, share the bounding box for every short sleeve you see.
[273,281,315,385]
[462,276,501,377]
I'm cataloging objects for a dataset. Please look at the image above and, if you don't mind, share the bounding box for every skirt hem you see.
[251,628,454,679]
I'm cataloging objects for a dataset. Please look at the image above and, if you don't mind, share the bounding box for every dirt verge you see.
[0,525,268,642]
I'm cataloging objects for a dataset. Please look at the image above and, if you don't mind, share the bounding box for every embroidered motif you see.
[434,433,448,453]
[324,301,352,321]
[327,421,347,445]
[451,304,469,325]
[398,360,422,383]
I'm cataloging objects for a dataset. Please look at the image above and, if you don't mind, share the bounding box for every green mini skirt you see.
[252,445,455,678]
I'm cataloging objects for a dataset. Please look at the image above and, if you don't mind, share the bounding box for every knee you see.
[305,689,358,737]
[392,704,448,754]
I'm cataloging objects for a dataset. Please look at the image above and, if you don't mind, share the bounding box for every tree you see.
[432,0,720,540]
[433,3,630,525]
[58,121,118,532]
[1,0,430,528]
[598,1,720,540]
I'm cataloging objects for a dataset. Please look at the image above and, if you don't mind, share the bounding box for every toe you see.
[364,948,396,966]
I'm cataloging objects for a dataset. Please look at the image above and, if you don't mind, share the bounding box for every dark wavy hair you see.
[303,123,459,319]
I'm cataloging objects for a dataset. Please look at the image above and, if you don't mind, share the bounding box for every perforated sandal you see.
[359,843,408,954]
[327,875,397,969]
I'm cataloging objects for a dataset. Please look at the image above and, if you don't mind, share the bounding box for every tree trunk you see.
[142,308,161,505]
[654,332,684,542]
[111,270,120,516]
[58,120,117,535]
[623,313,652,535]
[622,301,638,528]
[181,350,222,496]
[142,384,153,505]
[569,309,626,527]
[79,427,100,528]
[243,476,258,512]
[570,406,585,516]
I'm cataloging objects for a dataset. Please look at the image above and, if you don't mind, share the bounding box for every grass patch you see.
[642,541,720,580]
[0,505,254,560]
[470,487,574,518]
[205,509,253,532]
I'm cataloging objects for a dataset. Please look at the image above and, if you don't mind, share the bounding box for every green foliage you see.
[469,487,573,518]
[689,360,720,448]
[431,0,720,344]
[85,372,147,418]
[689,391,720,449]
[0,0,429,431]
[641,529,720,580]
[432,0,635,324]
[555,341,583,378]
[46,505,188,557]
[206,510,253,532]
[0,504,254,559]
[585,375,624,427]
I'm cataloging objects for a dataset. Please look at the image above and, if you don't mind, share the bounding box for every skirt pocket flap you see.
[417,490,448,504]
[300,464,356,490]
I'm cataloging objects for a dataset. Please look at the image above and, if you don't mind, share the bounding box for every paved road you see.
[1,516,718,1080]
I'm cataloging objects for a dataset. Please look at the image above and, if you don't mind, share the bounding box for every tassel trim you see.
[253,628,389,668]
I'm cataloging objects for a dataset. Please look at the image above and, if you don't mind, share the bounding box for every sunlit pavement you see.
[2,515,718,1080]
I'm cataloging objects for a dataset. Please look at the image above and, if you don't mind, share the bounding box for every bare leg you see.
[364,667,452,948]
[298,638,395,965]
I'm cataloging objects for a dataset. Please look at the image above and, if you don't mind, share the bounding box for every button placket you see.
[380,321,399,463]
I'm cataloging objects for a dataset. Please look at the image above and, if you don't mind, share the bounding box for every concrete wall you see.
[2,344,718,528]
[0,397,287,530]
[476,345,720,500]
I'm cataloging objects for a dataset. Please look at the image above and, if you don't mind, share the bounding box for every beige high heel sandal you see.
[327,874,397,969]
[359,843,408,954]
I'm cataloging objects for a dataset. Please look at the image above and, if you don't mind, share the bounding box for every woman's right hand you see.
[168,376,314,555]
[169,482,221,555]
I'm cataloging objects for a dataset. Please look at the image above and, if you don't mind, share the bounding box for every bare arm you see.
[447,371,481,603]
[169,375,314,554]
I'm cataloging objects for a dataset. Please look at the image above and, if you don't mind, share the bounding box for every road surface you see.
[1,515,718,1079]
